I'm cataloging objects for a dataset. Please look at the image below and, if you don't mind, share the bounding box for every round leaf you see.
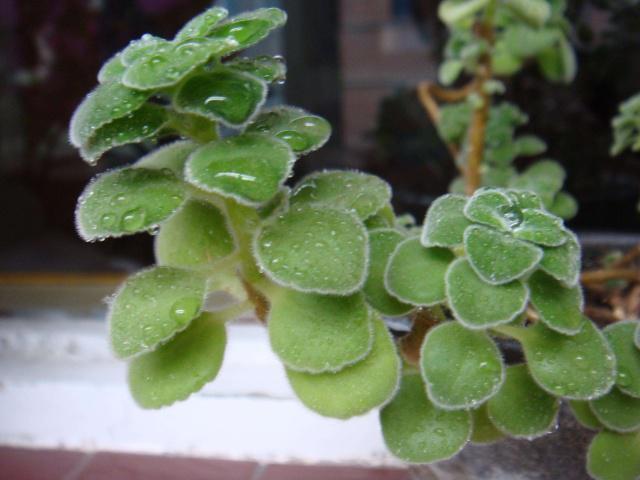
[76,167,186,241]
[470,404,505,444]
[604,321,640,398]
[509,160,565,207]
[528,270,585,335]
[568,400,603,430]
[385,238,454,307]
[227,55,287,84]
[539,230,581,287]
[512,208,567,247]
[590,387,640,432]
[109,267,207,358]
[174,7,228,41]
[97,53,126,84]
[503,0,551,27]
[465,225,543,285]
[487,364,559,439]
[155,200,235,269]
[438,0,490,24]
[363,229,413,316]
[421,194,471,247]
[134,140,198,177]
[420,322,505,410]
[268,289,372,373]
[380,374,471,464]
[128,312,226,408]
[463,188,515,231]
[208,8,287,53]
[255,205,368,295]
[587,431,640,480]
[290,170,390,220]
[174,69,267,127]
[286,314,400,419]
[548,192,578,220]
[446,258,529,329]
[186,134,293,206]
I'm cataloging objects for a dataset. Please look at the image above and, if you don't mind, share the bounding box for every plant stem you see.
[581,268,640,284]
[400,307,445,365]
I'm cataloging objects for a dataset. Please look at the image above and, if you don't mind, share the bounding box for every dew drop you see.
[121,207,146,231]
[276,130,309,151]
[170,297,200,325]
[100,213,117,229]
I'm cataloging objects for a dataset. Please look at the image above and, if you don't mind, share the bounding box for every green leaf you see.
[587,431,640,480]
[174,69,267,127]
[421,194,471,247]
[186,133,293,206]
[123,37,236,91]
[503,26,557,58]
[636,323,640,350]
[155,200,235,270]
[503,0,551,27]
[227,55,287,84]
[165,111,219,143]
[69,81,151,149]
[548,191,578,220]
[464,188,519,231]
[487,364,559,439]
[268,289,372,373]
[439,59,464,86]
[286,314,400,419]
[604,321,640,398]
[537,35,577,84]
[246,107,332,155]
[470,404,505,444]
[80,104,169,164]
[208,8,287,53]
[509,160,565,207]
[97,53,126,84]
[385,238,454,307]
[380,374,471,463]
[446,258,529,329]
[255,204,368,295]
[135,140,198,177]
[438,0,490,25]
[420,322,504,409]
[121,35,169,66]
[128,312,226,408]
[76,167,186,241]
[491,42,524,76]
[568,400,603,430]
[515,320,616,399]
[515,135,547,156]
[506,189,544,210]
[290,170,390,221]
[174,7,229,41]
[528,270,584,335]
[109,266,207,358]
[363,229,413,316]
[512,208,567,247]
[465,225,543,284]
[590,387,640,432]
[539,230,581,287]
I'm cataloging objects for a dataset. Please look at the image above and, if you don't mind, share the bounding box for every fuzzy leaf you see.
[421,322,504,409]
[439,60,464,86]
[421,194,471,247]
[506,190,544,210]
[537,35,577,84]
[511,320,616,399]
[438,0,490,24]
[80,104,168,163]
[385,238,454,307]
[487,364,559,438]
[227,55,286,84]
[290,170,390,220]
[128,312,226,408]
[76,167,185,241]
[465,225,543,285]
[186,134,293,206]
[503,25,557,58]
[512,208,566,246]
[268,289,372,373]
[380,374,471,463]
[97,53,126,83]
[155,200,235,270]
[590,387,640,432]
[548,192,578,219]
[470,404,505,444]
[208,8,287,53]
[509,160,565,207]
[69,82,151,149]
[121,35,169,66]
[504,0,551,27]
[587,431,640,480]
[174,69,267,127]
[174,7,228,40]
[539,231,581,287]
[255,205,368,295]
[528,270,584,335]
[134,140,198,177]
[446,258,529,329]
[109,267,207,358]
[568,400,603,430]
[464,188,515,231]
[246,107,331,155]
[286,314,400,419]
[363,230,413,316]
[515,135,547,156]
[604,321,640,398]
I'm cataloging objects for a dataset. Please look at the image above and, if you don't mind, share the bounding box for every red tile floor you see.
[0,447,413,480]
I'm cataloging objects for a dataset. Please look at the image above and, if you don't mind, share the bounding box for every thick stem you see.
[581,268,640,284]
[400,307,445,365]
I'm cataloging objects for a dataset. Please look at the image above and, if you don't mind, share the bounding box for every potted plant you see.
[68,5,640,479]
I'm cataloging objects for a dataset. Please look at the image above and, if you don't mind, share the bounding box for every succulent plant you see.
[69,5,640,480]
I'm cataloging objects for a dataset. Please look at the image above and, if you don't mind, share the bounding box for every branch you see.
[400,307,443,365]
[580,268,640,285]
